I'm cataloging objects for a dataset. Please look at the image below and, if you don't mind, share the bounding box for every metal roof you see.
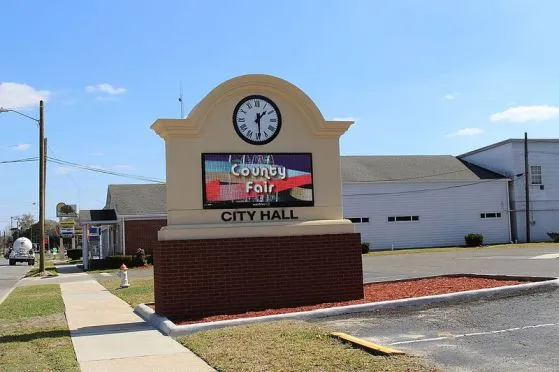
[78,209,118,224]
[459,138,559,158]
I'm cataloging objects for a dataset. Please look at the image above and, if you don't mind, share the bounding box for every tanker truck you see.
[9,237,36,266]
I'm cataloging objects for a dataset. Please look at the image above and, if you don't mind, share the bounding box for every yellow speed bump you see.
[331,332,405,355]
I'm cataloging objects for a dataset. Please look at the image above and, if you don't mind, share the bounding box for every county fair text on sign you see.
[202,153,314,210]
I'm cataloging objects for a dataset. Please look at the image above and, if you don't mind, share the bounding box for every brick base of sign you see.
[153,233,363,320]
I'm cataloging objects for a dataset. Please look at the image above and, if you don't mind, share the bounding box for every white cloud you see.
[0,82,50,110]
[490,105,559,123]
[85,83,126,95]
[55,166,76,175]
[12,143,31,151]
[443,93,458,100]
[329,117,359,122]
[113,164,135,171]
[446,127,484,137]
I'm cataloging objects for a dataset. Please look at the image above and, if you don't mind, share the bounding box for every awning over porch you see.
[78,209,118,225]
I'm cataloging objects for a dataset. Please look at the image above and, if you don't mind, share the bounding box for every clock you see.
[232,95,282,145]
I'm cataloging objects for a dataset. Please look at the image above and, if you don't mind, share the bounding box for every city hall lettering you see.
[221,209,299,222]
[230,164,287,194]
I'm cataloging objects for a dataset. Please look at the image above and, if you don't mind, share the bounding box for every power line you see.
[343,179,501,197]
[47,157,164,183]
[529,151,559,156]
[0,157,39,164]
[1,155,164,183]
[345,168,476,183]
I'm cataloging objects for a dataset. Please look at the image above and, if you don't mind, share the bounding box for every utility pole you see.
[524,132,531,243]
[39,101,45,273]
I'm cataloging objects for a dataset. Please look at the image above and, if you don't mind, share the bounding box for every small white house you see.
[460,139,559,242]
[341,156,511,249]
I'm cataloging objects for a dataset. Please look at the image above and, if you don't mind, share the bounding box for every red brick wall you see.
[125,219,167,255]
[154,233,363,320]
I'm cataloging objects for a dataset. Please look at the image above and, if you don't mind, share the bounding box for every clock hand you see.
[254,111,268,138]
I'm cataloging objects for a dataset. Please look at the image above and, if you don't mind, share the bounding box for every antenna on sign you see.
[178,81,184,119]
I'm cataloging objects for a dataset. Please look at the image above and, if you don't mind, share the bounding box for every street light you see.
[0,101,46,273]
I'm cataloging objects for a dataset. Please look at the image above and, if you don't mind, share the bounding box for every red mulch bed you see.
[151,276,524,325]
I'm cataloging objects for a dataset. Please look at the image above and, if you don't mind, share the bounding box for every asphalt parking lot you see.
[317,245,559,371]
[363,246,559,282]
[316,290,559,371]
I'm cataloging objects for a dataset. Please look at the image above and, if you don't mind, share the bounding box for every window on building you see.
[388,216,419,222]
[530,165,542,185]
[480,212,502,219]
[347,217,370,223]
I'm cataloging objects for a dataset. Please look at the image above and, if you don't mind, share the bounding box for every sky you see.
[1,0,558,229]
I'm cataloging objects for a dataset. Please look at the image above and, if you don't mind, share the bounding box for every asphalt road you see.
[0,257,31,303]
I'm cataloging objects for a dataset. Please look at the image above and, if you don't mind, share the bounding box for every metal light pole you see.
[0,101,46,273]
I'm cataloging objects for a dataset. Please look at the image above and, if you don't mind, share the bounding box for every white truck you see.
[9,237,36,266]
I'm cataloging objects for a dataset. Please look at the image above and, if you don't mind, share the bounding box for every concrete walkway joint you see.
[61,280,214,372]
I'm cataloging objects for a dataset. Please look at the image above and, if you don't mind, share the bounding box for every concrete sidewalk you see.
[61,280,214,372]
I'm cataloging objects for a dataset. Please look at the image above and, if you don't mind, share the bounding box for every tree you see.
[19,214,35,231]
[21,219,59,247]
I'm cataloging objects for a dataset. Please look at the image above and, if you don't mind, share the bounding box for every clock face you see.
[232,95,282,145]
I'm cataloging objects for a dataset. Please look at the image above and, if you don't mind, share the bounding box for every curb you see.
[0,287,16,305]
[134,275,559,337]
[0,271,28,305]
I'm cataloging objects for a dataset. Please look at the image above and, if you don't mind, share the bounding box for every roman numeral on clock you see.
[268,125,276,132]
[239,124,248,132]
[246,130,253,138]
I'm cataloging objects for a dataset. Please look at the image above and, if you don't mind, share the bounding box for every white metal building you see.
[460,139,559,242]
[341,156,511,249]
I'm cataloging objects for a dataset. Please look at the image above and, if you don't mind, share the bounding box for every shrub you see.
[66,249,83,260]
[135,248,146,266]
[547,232,559,243]
[146,255,153,265]
[89,255,146,270]
[465,233,484,247]
[361,242,370,254]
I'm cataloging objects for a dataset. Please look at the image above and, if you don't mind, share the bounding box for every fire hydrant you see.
[116,263,130,288]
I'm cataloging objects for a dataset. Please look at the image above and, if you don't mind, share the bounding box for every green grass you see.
[25,260,59,277]
[85,265,153,274]
[178,320,437,372]
[365,242,559,256]
[0,285,79,371]
[98,277,154,307]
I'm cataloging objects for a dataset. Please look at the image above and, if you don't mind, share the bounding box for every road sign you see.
[56,202,77,217]
[60,221,75,228]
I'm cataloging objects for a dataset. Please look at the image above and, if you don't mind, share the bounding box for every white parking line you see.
[389,322,559,345]
[530,253,559,259]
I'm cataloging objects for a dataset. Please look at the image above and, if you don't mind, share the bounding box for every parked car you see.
[9,237,35,266]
